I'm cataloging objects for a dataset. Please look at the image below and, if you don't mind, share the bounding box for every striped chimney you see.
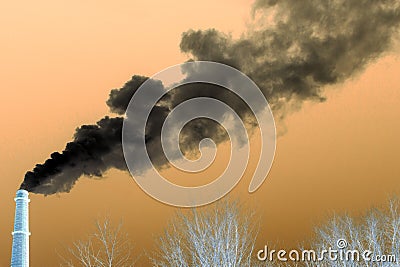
[11,190,30,267]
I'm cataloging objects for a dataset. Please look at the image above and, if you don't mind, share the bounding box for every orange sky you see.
[1,1,400,266]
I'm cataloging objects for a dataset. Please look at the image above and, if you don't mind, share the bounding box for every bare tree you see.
[60,218,137,267]
[151,200,260,267]
[302,198,400,267]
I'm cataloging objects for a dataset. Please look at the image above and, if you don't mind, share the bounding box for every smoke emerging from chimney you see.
[20,0,400,194]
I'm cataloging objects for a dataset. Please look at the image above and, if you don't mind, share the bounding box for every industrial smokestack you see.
[11,190,30,267]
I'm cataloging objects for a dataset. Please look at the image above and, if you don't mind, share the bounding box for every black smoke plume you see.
[180,0,400,118]
[21,0,400,194]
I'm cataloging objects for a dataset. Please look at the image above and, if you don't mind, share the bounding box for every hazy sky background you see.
[1,0,400,266]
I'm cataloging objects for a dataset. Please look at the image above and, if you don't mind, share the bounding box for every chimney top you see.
[16,190,29,198]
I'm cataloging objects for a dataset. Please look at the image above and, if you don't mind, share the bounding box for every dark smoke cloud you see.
[21,117,124,194]
[181,0,400,118]
[21,0,400,194]
[106,75,148,115]
[20,76,170,194]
